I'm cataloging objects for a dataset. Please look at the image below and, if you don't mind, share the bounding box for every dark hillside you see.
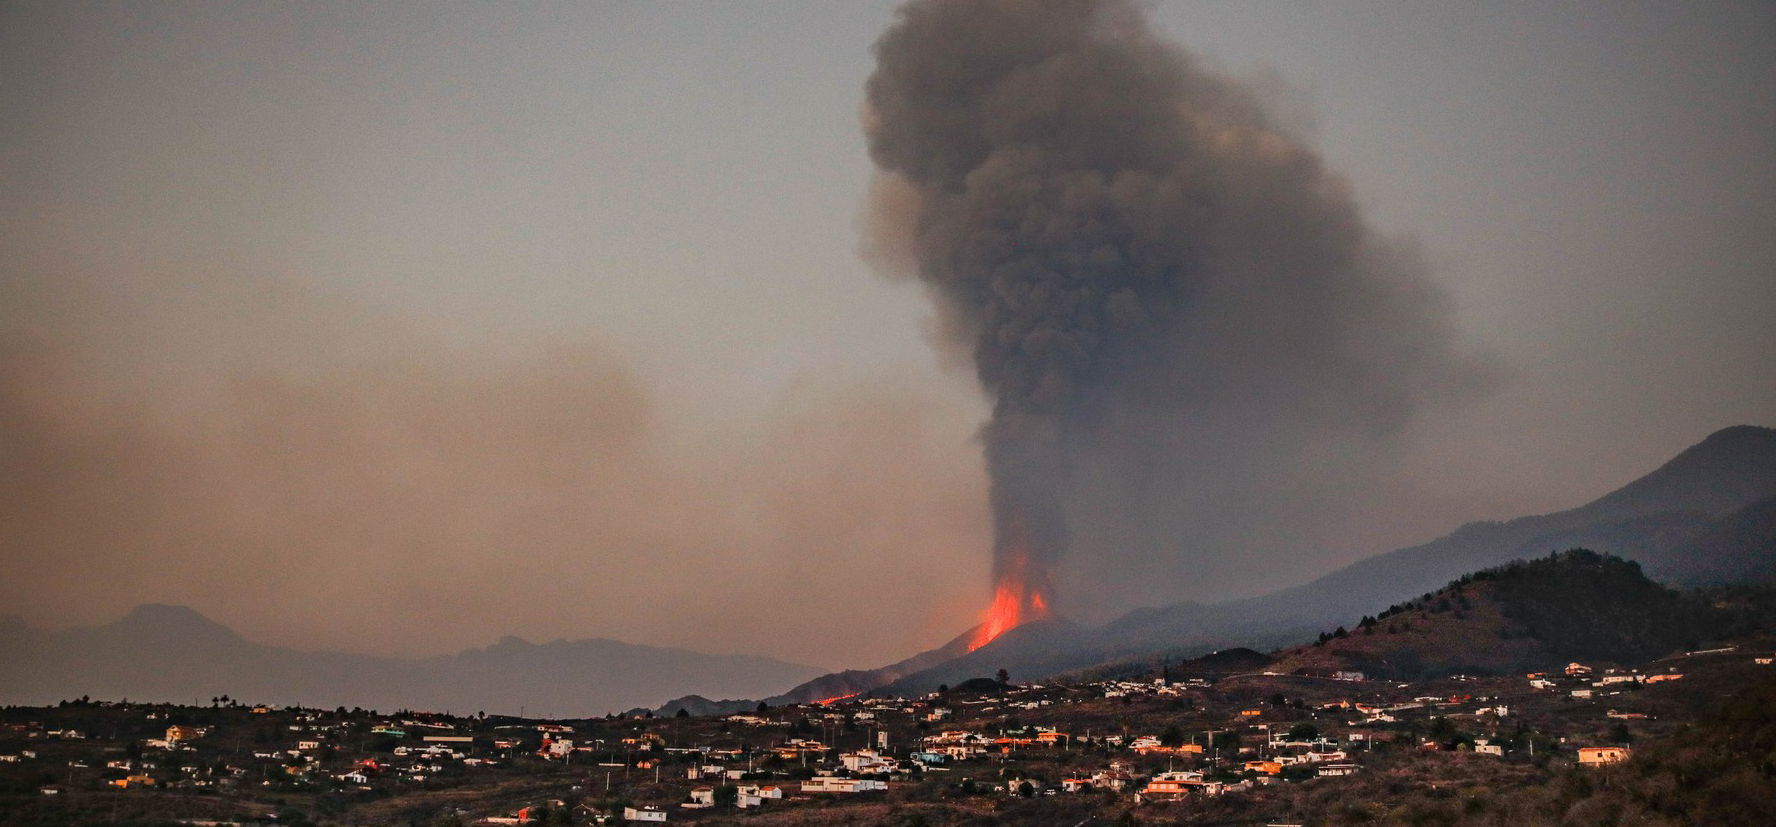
[1059,646,1275,685]
[1480,550,1716,663]
[1556,674,1776,824]
[1174,646,1274,679]
[1645,495,1776,586]
[871,619,1105,697]
[1273,550,1742,678]
[1091,425,1776,673]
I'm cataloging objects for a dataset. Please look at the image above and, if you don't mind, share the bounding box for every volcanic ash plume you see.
[863,0,1487,640]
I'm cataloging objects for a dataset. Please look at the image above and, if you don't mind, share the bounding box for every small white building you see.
[840,749,895,774]
[801,776,887,794]
[623,805,668,822]
[544,739,574,758]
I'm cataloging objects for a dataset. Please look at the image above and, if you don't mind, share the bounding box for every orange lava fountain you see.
[967,576,1050,651]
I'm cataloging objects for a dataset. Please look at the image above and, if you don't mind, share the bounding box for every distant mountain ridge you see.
[13,425,1773,718]
[0,606,823,717]
[747,425,1776,703]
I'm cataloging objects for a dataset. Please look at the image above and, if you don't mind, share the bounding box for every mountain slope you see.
[818,425,1776,696]
[1271,550,1729,678]
[1101,425,1776,659]
[0,605,823,717]
[1642,495,1776,586]
[658,625,983,715]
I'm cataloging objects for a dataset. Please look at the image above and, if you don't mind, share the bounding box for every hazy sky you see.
[3,1,1772,669]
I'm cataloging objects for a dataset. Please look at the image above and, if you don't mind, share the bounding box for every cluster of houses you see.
[28,647,1773,823]
[1526,662,1684,699]
[917,726,1071,760]
[1099,676,1209,698]
[5,707,576,796]
[402,648,1741,826]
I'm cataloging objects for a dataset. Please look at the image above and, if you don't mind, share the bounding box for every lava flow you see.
[968,577,1050,651]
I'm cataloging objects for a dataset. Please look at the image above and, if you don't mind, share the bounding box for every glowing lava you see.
[968,577,1050,651]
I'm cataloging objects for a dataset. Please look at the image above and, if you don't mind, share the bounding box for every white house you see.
[840,749,895,774]
[801,777,887,794]
[623,805,669,822]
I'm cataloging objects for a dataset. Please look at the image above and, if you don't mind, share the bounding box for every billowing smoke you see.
[863,0,1487,624]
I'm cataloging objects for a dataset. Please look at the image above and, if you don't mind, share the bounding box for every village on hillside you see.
[3,638,1771,826]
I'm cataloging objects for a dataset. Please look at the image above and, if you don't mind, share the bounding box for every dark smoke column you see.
[864,0,1482,640]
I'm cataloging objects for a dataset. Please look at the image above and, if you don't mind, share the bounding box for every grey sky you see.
[2,1,1771,667]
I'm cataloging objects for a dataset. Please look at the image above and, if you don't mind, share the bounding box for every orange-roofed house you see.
[1137,771,1218,802]
[1578,747,1631,766]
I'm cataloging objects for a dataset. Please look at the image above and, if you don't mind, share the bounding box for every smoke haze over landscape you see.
[2,0,1773,669]
[864,0,1491,623]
